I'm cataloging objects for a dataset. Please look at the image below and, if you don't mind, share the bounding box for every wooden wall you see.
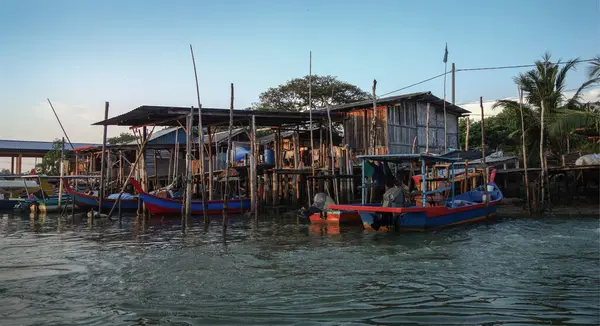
[342,100,460,156]
[342,105,388,155]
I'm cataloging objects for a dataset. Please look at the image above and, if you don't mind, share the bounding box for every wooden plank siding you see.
[342,100,459,155]
[343,106,388,155]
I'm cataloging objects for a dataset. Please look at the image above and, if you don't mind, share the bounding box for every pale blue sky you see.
[0,0,598,148]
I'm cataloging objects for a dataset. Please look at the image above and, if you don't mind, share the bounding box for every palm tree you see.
[493,53,586,210]
[493,53,599,158]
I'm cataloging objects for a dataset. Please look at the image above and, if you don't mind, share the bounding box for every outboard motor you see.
[298,192,335,219]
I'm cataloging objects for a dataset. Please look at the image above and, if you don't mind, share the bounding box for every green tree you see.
[107,132,138,145]
[252,75,369,111]
[459,110,521,154]
[492,53,600,164]
[35,139,64,175]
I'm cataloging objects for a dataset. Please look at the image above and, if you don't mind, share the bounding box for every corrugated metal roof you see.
[0,139,100,152]
[322,91,470,115]
[199,128,247,144]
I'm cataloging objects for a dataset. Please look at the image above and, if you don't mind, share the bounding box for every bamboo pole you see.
[443,54,448,153]
[119,150,123,187]
[208,126,214,200]
[480,97,489,218]
[98,102,109,217]
[185,110,193,219]
[465,117,470,151]
[250,115,258,220]
[518,87,531,215]
[370,79,377,155]
[190,44,209,224]
[141,126,148,216]
[425,103,430,153]
[173,130,179,182]
[326,88,339,204]
[223,83,234,231]
[58,137,65,209]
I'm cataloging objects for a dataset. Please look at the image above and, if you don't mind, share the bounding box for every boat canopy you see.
[357,154,458,163]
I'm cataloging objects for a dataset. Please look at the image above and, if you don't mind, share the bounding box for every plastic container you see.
[264,149,275,165]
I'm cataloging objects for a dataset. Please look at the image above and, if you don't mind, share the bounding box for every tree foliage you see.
[107,132,138,145]
[486,53,600,164]
[252,75,369,111]
[35,139,64,175]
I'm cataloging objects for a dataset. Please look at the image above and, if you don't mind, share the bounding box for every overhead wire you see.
[378,58,598,98]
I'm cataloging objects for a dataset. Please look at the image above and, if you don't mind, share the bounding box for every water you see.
[0,213,598,325]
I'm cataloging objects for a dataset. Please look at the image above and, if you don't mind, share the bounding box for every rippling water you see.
[0,212,598,325]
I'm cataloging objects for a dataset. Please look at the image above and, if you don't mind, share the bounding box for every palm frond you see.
[566,78,597,108]
[547,108,600,137]
[587,55,600,80]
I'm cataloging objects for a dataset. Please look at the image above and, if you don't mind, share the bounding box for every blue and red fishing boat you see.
[63,182,140,212]
[321,154,503,232]
[129,178,251,215]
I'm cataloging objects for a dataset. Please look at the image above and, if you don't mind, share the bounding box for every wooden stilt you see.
[208,126,214,200]
[518,87,531,214]
[223,83,234,231]
[58,137,65,209]
[98,102,109,218]
[251,115,258,220]
[480,97,489,218]
[185,110,193,220]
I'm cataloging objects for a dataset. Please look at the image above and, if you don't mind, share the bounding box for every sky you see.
[0,0,598,150]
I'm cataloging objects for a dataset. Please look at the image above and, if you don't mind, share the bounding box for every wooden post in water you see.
[250,115,258,220]
[189,44,209,224]
[141,126,148,216]
[98,101,109,216]
[223,83,234,231]
[207,127,214,200]
[58,137,65,209]
[326,90,339,204]
[465,117,470,151]
[480,97,489,218]
[184,109,193,219]
[518,87,531,215]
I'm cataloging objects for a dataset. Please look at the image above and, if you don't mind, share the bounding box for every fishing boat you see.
[10,175,73,213]
[0,177,33,210]
[63,181,140,212]
[129,178,251,215]
[325,154,503,232]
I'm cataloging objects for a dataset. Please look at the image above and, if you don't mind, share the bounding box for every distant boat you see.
[63,181,140,212]
[0,178,32,210]
[129,178,251,216]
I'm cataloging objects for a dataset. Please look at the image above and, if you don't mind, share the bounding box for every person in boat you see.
[298,193,336,219]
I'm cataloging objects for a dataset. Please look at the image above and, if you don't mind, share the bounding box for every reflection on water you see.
[0,212,598,325]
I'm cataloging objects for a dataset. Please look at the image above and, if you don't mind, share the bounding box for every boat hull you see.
[63,182,139,212]
[130,178,251,216]
[0,199,24,210]
[308,210,362,225]
[358,203,498,232]
[330,183,503,232]
[71,193,139,212]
